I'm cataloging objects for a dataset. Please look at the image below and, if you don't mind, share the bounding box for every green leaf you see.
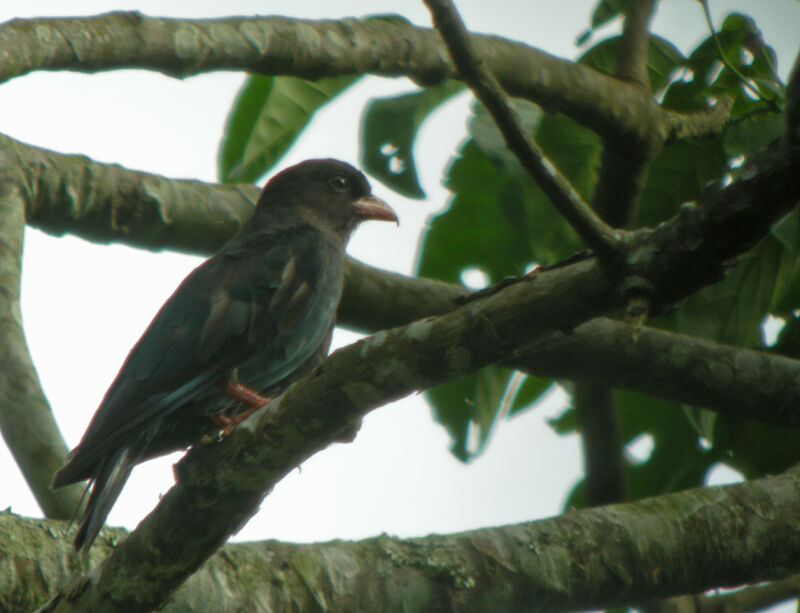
[772,314,800,357]
[682,406,717,445]
[416,140,535,285]
[643,12,794,351]
[427,366,514,462]
[469,99,544,178]
[219,74,360,183]
[474,102,596,259]
[508,375,552,416]
[563,391,714,510]
[416,101,592,287]
[672,233,799,347]
[564,383,800,511]
[418,100,597,462]
[591,0,626,28]
[723,112,785,159]
[360,81,465,198]
[637,136,728,227]
[576,0,626,45]
[761,210,800,318]
[714,417,800,479]
[534,113,602,204]
[579,35,685,94]
[547,405,577,435]
[662,13,784,116]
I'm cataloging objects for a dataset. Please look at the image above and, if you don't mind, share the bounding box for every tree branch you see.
[424,0,622,260]
[615,0,658,90]
[5,133,254,256]
[4,133,800,428]
[0,169,84,519]
[24,463,800,612]
[574,382,629,505]
[517,318,800,427]
[0,12,724,152]
[31,127,800,608]
[591,0,659,229]
[663,97,734,141]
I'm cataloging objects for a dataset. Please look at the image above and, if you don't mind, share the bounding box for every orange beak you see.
[352,195,399,224]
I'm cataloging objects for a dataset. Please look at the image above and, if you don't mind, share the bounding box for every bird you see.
[51,158,397,554]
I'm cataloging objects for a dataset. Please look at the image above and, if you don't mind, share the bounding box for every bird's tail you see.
[73,447,134,554]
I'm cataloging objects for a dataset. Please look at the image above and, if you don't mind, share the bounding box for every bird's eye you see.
[329,175,349,192]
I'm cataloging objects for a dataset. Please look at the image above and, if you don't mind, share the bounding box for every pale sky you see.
[0,0,796,572]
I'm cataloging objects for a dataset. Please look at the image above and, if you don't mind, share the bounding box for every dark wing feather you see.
[53,225,336,487]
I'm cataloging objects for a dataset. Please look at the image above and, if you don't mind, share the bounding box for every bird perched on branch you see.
[51,159,397,554]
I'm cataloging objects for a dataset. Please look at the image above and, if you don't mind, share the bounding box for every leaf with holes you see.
[360,80,465,198]
[664,13,783,116]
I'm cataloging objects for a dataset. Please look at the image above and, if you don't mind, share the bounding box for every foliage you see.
[217,8,797,512]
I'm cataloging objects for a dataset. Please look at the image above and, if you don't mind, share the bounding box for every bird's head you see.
[255,159,397,241]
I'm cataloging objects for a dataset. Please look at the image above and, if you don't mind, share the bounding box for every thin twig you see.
[423,0,624,262]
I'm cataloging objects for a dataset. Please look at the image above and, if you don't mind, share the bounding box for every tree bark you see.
[13,463,800,612]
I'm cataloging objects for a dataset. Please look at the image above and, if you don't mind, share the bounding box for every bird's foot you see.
[225,380,271,409]
[212,410,257,437]
[214,382,272,436]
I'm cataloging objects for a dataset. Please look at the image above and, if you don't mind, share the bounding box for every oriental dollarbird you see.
[52,159,397,553]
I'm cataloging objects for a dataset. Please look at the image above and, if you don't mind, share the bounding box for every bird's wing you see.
[55,225,332,485]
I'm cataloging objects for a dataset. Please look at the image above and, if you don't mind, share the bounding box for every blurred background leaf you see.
[412,13,800,496]
[219,74,360,184]
[360,80,465,198]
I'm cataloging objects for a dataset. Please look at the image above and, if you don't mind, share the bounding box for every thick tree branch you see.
[32,129,800,609]
[342,266,800,429]
[4,133,800,428]
[23,463,800,612]
[3,133,254,256]
[0,12,724,150]
[47,254,620,611]
[518,318,800,427]
[0,171,84,519]
[0,10,794,612]
[424,0,622,260]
